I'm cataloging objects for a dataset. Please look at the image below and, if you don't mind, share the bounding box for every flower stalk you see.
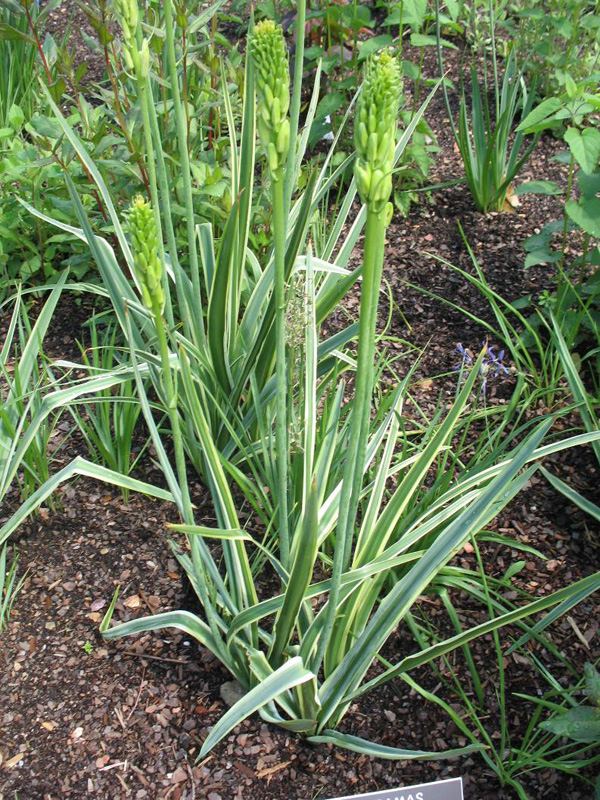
[315,49,402,673]
[126,196,191,522]
[250,20,292,568]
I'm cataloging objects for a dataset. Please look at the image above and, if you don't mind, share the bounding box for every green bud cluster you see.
[113,0,144,74]
[249,20,291,179]
[354,50,402,217]
[127,195,165,312]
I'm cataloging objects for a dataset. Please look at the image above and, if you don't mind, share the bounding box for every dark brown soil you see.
[1,11,599,800]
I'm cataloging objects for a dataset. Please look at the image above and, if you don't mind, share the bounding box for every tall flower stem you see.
[137,66,175,329]
[314,207,387,671]
[151,298,192,523]
[312,49,401,674]
[249,20,292,569]
[163,0,206,347]
[284,0,306,214]
[272,175,290,569]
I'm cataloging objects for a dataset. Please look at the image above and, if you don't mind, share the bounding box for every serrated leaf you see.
[402,60,421,81]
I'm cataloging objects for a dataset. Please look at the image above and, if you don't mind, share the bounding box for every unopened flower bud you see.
[113,0,142,74]
[127,195,165,313]
[249,20,291,180]
[354,49,402,217]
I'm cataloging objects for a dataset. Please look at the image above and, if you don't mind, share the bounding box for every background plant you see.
[66,315,151,500]
[0,544,25,634]
[404,529,600,799]
[512,90,600,357]
[436,0,541,213]
[501,0,600,100]
[0,0,45,129]
[0,278,68,507]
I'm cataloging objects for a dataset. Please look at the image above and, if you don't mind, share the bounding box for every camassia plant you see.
[93,38,600,757]
[435,0,540,213]
[2,6,600,759]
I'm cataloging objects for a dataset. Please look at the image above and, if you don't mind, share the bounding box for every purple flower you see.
[454,341,509,394]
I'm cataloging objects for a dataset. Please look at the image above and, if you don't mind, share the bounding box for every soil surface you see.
[1,9,599,800]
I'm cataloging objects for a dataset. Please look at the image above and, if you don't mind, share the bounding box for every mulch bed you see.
[1,12,599,800]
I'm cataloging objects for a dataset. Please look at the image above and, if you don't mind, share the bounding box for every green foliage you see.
[0,544,25,633]
[0,0,245,291]
[0,0,39,129]
[509,662,600,796]
[501,0,600,99]
[66,317,150,500]
[0,133,97,292]
[39,20,590,759]
[514,89,600,380]
[393,110,439,215]
[437,0,541,214]
[3,0,600,771]
[0,278,68,507]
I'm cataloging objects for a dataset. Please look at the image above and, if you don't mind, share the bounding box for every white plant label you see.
[326,776,464,800]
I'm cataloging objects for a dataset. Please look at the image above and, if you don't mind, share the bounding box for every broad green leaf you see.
[514,180,561,196]
[308,730,483,759]
[540,706,600,742]
[517,97,563,133]
[199,658,315,757]
[564,127,600,174]
[357,34,393,59]
[578,170,600,198]
[565,197,600,237]
[524,249,560,269]
[411,33,457,48]
[586,664,600,707]
[8,104,24,132]
[384,0,427,30]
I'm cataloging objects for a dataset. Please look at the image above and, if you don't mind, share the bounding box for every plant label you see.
[326,777,464,800]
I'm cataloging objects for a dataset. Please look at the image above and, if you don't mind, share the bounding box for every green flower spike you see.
[354,50,402,218]
[127,195,165,313]
[113,0,140,72]
[249,19,291,179]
